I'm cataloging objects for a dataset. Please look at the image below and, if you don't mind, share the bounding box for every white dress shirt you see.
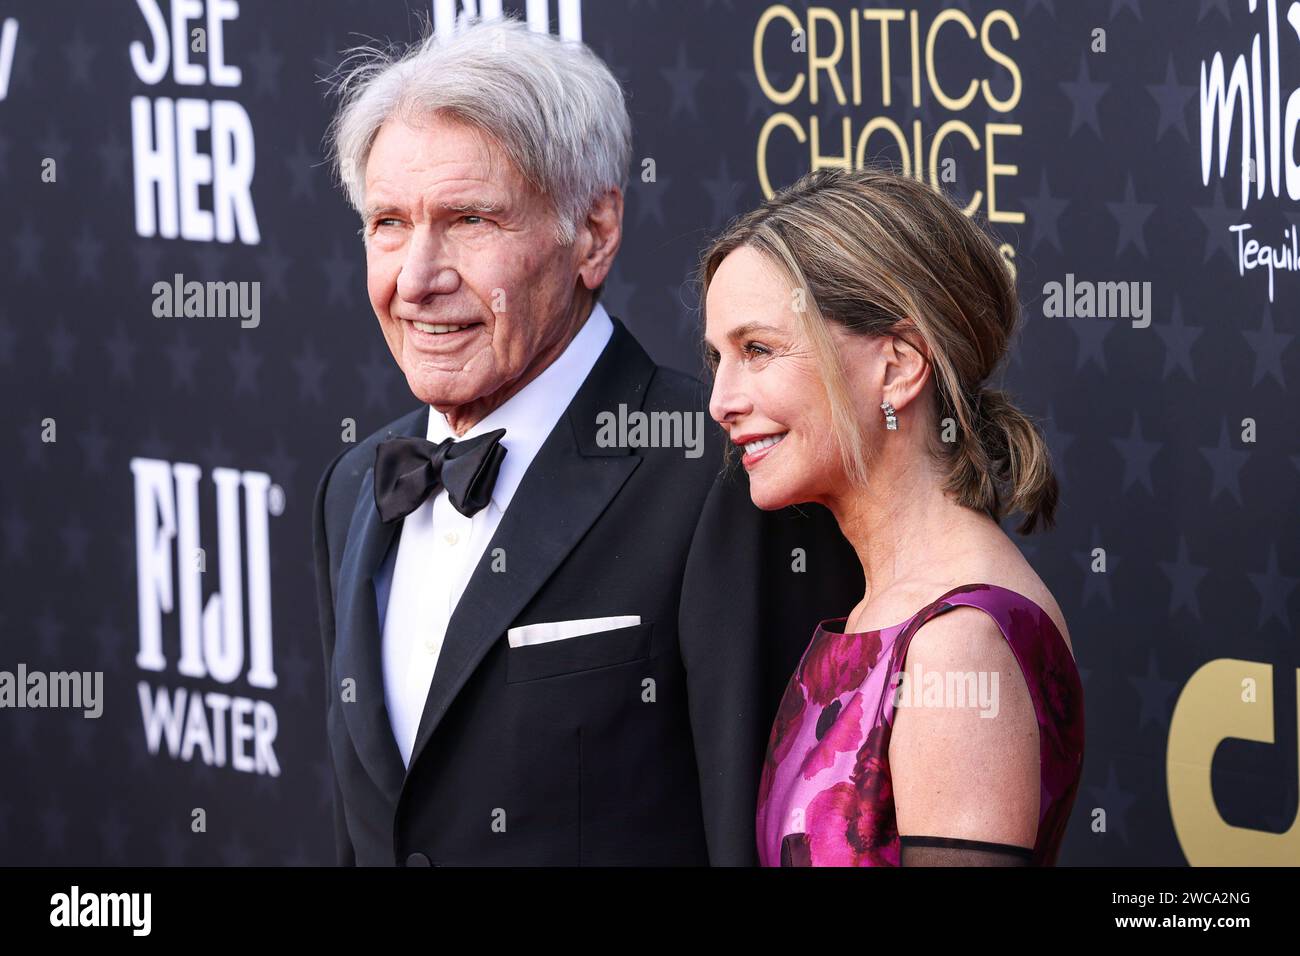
[381,302,615,767]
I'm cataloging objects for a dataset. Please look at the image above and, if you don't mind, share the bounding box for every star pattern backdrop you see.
[0,0,1296,865]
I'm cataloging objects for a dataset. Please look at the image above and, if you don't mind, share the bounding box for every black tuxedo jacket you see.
[313,317,861,866]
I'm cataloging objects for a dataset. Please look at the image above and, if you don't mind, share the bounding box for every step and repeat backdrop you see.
[0,0,1296,866]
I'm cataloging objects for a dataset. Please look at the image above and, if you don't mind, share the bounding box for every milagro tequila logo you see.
[1200,0,1300,301]
[130,458,284,775]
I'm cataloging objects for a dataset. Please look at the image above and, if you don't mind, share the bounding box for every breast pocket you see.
[505,620,654,684]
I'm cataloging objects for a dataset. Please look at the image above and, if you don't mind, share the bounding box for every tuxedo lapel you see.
[333,406,426,802]
[404,319,658,775]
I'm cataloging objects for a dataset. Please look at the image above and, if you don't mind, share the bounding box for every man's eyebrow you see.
[438,197,506,214]
[361,197,507,220]
[362,202,401,221]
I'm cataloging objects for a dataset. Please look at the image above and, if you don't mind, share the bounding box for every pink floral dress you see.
[756,583,1085,866]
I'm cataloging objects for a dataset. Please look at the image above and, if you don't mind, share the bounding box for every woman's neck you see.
[826,451,995,608]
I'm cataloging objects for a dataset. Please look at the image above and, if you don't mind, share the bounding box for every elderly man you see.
[313,17,858,866]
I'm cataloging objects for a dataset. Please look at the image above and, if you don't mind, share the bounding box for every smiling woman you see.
[698,166,1084,867]
[700,166,1055,532]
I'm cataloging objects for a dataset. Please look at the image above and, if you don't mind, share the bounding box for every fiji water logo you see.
[129,458,284,776]
[433,0,583,41]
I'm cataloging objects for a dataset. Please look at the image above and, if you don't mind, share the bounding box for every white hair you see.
[327,16,631,247]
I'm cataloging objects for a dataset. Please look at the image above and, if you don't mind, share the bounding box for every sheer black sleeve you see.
[899,835,1034,866]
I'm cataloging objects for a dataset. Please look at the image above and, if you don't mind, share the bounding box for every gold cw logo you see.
[1168,659,1299,864]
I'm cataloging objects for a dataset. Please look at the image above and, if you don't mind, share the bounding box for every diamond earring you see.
[880,401,898,431]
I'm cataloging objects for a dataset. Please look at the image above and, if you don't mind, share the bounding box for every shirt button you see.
[424,640,437,654]
[444,531,460,546]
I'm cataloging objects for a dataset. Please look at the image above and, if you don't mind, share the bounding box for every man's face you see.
[362,114,586,426]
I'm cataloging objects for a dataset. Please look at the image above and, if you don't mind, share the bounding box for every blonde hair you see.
[699,166,1058,534]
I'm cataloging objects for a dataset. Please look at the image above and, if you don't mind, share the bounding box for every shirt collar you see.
[425,300,615,512]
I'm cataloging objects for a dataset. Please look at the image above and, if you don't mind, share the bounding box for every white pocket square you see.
[507,616,641,648]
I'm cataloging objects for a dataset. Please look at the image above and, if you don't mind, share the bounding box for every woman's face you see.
[705,247,875,510]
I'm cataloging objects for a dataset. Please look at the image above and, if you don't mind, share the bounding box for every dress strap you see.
[890,583,1074,693]
[874,583,1085,867]
[885,582,1085,798]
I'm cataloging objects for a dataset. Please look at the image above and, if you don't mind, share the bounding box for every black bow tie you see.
[373,428,508,523]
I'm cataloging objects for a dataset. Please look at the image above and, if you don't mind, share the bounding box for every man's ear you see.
[577,187,623,293]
